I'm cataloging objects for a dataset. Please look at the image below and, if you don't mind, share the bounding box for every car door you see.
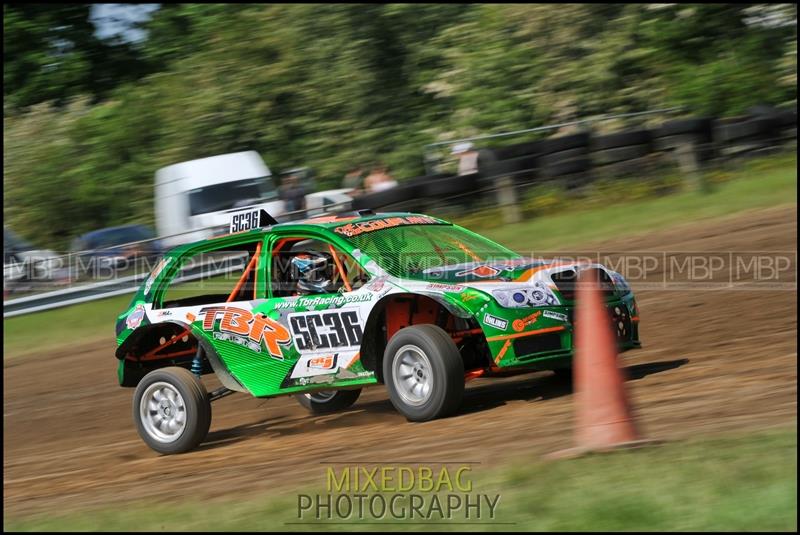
[240,231,378,397]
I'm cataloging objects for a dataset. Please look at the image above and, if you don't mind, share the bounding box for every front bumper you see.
[484,293,640,370]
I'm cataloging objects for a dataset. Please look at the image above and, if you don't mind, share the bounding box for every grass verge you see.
[458,152,797,250]
[4,427,796,531]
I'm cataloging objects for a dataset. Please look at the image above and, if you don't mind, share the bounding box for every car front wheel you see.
[383,324,465,421]
[133,367,211,455]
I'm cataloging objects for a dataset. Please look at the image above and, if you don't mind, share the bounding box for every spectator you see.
[279,173,307,217]
[363,163,398,193]
[452,142,478,175]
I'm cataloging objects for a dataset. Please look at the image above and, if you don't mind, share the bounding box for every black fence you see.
[351,106,797,217]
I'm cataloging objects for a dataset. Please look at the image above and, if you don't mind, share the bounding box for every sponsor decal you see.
[366,278,387,292]
[144,257,172,295]
[156,309,173,318]
[365,277,393,298]
[456,265,501,279]
[126,304,146,330]
[274,292,372,310]
[512,310,541,332]
[288,310,364,354]
[199,306,291,359]
[543,310,568,322]
[213,331,261,352]
[297,375,337,386]
[461,292,481,302]
[309,355,337,369]
[290,354,341,379]
[425,282,465,293]
[334,215,444,238]
[483,313,508,331]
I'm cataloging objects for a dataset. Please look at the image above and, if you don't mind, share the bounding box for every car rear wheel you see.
[295,388,362,414]
[133,367,211,455]
[383,324,464,421]
[552,367,573,383]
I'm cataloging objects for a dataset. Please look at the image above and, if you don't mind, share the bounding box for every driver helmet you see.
[291,252,334,295]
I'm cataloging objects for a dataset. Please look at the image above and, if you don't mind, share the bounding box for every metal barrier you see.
[3,200,355,317]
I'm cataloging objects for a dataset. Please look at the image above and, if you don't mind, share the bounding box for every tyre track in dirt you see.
[4,205,797,518]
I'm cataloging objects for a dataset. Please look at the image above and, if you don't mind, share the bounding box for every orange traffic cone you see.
[548,269,657,459]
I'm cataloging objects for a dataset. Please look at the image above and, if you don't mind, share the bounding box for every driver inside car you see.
[290,251,339,295]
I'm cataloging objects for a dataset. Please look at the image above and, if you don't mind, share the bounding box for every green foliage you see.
[3,4,148,109]
[3,4,797,248]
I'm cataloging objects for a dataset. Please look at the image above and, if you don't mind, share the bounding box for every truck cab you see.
[155,151,284,248]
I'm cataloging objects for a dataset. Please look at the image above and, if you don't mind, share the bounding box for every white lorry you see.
[154,151,285,248]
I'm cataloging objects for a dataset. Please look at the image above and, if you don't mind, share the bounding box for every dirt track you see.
[4,205,797,518]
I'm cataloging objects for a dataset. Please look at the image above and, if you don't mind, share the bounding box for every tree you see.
[3,4,148,109]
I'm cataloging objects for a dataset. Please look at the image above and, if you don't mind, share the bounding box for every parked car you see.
[3,228,64,292]
[71,225,162,271]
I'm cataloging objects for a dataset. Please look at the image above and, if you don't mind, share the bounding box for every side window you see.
[157,240,264,308]
[270,237,369,298]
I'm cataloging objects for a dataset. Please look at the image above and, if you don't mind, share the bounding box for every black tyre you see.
[592,144,652,166]
[714,117,772,143]
[383,324,465,421]
[591,129,652,151]
[540,157,592,178]
[652,133,710,151]
[552,367,573,383]
[421,173,478,198]
[491,140,542,161]
[538,132,590,155]
[538,147,589,168]
[654,117,713,140]
[295,388,362,414]
[481,154,539,179]
[133,367,211,455]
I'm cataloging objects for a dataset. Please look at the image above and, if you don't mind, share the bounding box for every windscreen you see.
[188,176,278,216]
[339,222,521,279]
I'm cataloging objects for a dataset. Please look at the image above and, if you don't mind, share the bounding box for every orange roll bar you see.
[227,242,262,303]
[328,244,352,292]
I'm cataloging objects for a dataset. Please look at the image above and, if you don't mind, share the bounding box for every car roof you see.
[165,212,450,257]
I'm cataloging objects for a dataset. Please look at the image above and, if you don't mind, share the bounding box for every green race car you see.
[116,209,640,454]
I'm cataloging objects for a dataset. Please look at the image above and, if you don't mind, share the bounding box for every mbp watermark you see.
[520,250,796,291]
[293,462,504,525]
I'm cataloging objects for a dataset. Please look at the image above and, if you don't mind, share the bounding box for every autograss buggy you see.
[116,209,640,453]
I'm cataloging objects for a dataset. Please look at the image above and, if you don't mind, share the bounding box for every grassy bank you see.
[5,427,796,531]
[460,152,797,250]
[4,153,796,359]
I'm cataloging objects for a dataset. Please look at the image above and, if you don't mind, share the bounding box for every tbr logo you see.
[288,310,364,354]
[199,306,291,359]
